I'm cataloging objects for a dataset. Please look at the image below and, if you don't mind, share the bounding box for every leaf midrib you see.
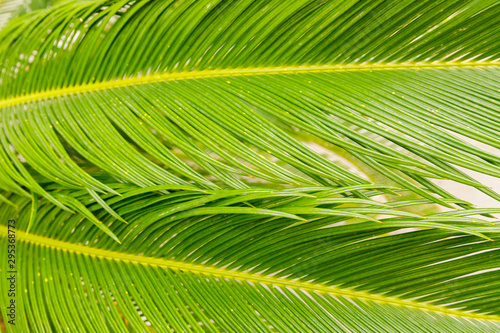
[1,225,499,322]
[1,61,499,109]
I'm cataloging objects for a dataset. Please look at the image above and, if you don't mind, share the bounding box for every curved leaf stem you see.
[0,61,498,109]
[2,224,499,323]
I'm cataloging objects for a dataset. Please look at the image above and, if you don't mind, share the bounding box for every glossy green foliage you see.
[0,0,499,332]
[2,183,500,332]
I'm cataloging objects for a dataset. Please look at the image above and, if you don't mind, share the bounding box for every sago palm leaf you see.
[2,183,500,332]
[0,0,500,331]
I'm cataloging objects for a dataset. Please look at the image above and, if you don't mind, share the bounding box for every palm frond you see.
[0,0,498,209]
[1,0,500,331]
[1,184,500,331]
